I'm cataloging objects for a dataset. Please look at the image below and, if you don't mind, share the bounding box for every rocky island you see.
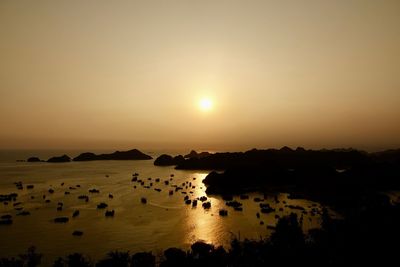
[27,157,42,162]
[157,147,400,212]
[73,149,152,161]
[184,150,212,159]
[47,155,71,163]
[153,150,212,166]
[154,154,185,166]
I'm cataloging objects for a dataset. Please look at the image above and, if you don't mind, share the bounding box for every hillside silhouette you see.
[156,147,400,212]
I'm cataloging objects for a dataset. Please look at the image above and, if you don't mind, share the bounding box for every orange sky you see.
[0,0,399,151]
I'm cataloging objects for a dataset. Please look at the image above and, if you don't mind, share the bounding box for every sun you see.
[199,98,213,111]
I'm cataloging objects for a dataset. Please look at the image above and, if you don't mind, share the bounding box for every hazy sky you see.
[1,0,399,151]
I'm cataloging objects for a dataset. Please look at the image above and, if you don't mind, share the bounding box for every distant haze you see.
[0,0,399,151]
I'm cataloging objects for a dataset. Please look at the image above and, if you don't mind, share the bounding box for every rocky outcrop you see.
[73,149,152,161]
[184,150,211,159]
[47,155,71,163]
[153,150,213,166]
[72,152,96,161]
[154,154,185,166]
[176,147,369,170]
[199,147,400,215]
[27,157,42,162]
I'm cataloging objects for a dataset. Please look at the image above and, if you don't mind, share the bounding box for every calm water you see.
[0,150,326,265]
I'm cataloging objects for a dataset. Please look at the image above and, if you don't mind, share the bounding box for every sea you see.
[0,149,326,265]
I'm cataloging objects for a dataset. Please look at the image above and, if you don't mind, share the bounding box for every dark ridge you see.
[73,149,152,161]
[47,155,71,163]
[370,148,400,164]
[27,157,42,162]
[154,154,185,166]
[184,150,212,159]
[154,149,214,166]
[158,147,400,213]
[176,147,370,170]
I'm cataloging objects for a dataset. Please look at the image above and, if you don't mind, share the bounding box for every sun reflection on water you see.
[184,172,227,245]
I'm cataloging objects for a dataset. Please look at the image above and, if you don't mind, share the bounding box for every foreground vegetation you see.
[1,191,399,267]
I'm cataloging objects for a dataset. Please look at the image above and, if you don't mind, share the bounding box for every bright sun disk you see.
[199,98,213,111]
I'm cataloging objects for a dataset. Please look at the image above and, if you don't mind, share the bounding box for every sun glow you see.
[199,98,213,111]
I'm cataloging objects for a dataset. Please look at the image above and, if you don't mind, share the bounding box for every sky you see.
[0,0,399,151]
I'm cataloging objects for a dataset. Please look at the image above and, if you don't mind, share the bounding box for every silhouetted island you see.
[159,147,400,212]
[154,150,212,166]
[184,150,212,159]
[47,155,71,163]
[154,154,185,166]
[73,149,152,161]
[27,157,42,162]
